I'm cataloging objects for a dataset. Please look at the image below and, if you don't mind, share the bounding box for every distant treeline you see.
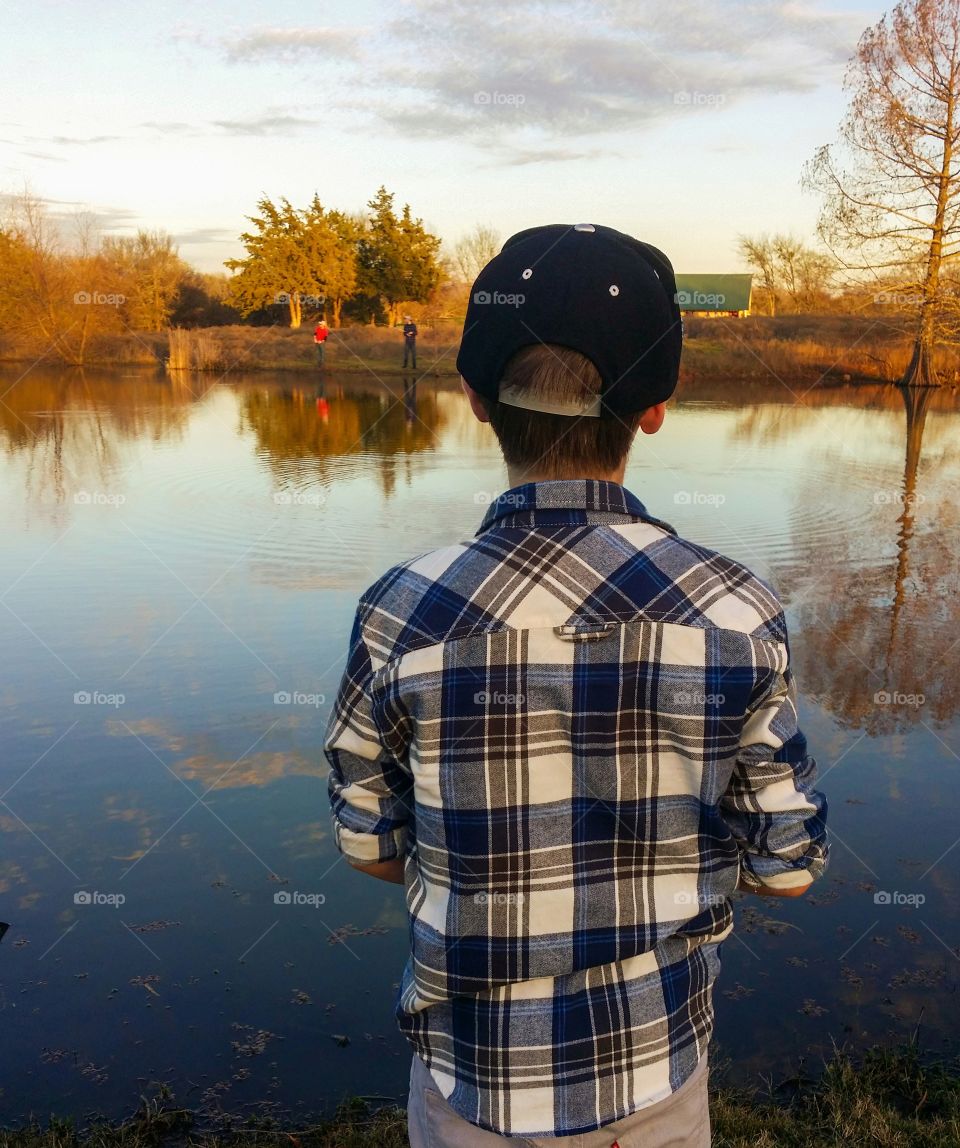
[0,187,500,366]
[0,184,949,368]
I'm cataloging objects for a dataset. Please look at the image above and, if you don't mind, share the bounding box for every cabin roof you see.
[674,273,753,312]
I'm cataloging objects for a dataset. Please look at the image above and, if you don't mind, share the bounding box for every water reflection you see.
[0,365,958,1121]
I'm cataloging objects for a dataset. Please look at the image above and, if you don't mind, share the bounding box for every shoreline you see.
[2,1045,958,1147]
[1,314,957,388]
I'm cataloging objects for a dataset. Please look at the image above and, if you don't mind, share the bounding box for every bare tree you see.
[804,0,960,385]
[737,233,836,314]
[453,224,500,283]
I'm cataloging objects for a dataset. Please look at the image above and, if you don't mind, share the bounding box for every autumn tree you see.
[101,229,187,330]
[357,187,442,326]
[0,190,124,364]
[804,0,960,385]
[736,233,836,314]
[225,195,348,329]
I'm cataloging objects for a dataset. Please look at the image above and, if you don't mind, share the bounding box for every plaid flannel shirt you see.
[325,480,828,1137]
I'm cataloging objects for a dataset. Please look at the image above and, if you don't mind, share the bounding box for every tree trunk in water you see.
[901,327,938,387]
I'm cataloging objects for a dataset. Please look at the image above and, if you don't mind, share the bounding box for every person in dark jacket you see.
[402,316,417,369]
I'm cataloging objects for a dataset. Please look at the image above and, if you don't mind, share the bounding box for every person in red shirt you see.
[314,319,330,366]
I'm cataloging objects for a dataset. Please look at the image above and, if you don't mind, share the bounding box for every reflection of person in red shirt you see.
[314,320,330,366]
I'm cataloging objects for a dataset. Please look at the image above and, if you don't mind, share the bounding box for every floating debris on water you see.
[326,923,389,946]
[230,1024,282,1058]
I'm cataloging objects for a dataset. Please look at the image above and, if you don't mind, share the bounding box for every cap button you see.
[573,223,595,232]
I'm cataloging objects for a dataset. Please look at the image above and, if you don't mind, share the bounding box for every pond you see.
[0,364,958,1124]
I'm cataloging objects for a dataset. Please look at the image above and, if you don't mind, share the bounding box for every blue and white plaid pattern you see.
[325,480,828,1137]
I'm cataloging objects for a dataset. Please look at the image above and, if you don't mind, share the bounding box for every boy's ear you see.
[461,377,491,424]
[638,402,666,436]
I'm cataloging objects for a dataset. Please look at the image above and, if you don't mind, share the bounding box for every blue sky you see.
[1,0,888,275]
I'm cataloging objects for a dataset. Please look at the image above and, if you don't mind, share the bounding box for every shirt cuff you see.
[333,820,407,865]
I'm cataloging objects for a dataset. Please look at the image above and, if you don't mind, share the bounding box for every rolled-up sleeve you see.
[721,643,829,891]
[324,610,412,864]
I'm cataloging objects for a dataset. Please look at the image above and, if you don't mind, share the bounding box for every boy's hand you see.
[349,857,405,884]
[737,876,812,898]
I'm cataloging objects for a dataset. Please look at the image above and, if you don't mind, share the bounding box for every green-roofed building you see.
[674,274,753,317]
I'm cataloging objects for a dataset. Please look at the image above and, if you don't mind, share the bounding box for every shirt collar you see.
[476,480,677,536]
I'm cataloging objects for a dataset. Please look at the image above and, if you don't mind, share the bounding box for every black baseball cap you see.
[456,223,682,419]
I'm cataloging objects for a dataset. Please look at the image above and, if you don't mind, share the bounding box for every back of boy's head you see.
[457,223,683,477]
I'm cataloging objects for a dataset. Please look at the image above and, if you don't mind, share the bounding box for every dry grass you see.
[3,313,959,387]
[2,1047,957,1148]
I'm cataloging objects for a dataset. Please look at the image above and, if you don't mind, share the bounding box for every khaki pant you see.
[407,1053,710,1148]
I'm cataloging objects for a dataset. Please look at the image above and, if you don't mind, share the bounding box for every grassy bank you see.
[2,314,959,386]
[3,1046,958,1148]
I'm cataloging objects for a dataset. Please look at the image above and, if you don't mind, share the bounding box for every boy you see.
[325,224,828,1147]
[314,317,329,366]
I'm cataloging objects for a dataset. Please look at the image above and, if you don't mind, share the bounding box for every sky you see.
[0,0,890,275]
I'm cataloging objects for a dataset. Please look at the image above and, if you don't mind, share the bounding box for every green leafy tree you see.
[225,196,332,329]
[357,187,442,326]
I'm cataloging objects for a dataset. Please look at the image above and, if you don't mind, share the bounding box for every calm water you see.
[1,365,958,1125]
